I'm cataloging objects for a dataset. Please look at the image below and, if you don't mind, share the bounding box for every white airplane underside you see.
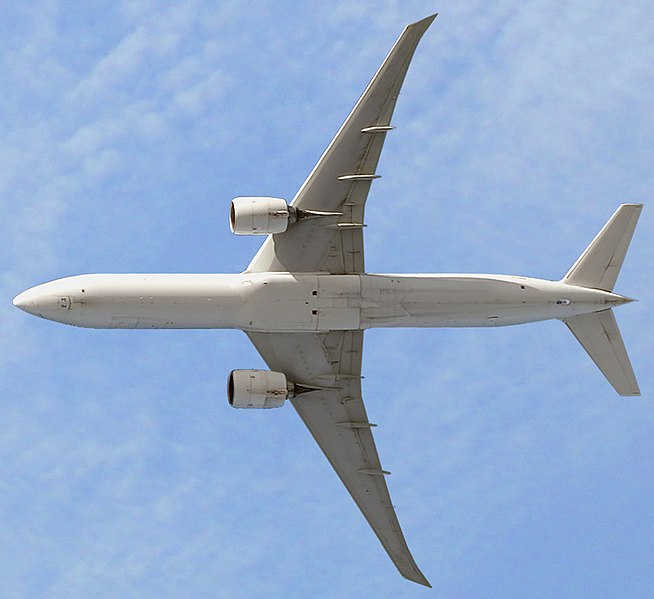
[12,272,635,331]
[14,14,642,588]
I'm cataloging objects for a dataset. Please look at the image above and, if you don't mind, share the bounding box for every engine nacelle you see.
[230,197,292,235]
[227,369,293,409]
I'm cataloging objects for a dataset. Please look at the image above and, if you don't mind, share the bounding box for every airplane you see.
[12,14,642,588]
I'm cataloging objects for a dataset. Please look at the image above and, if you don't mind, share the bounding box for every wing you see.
[246,14,437,274]
[246,330,430,587]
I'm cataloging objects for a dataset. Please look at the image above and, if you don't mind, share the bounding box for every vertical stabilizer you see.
[563,204,642,291]
[564,309,640,396]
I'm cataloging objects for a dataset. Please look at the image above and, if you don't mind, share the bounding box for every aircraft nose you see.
[13,289,37,312]
[13,279,81,323]
[12,286,60,317]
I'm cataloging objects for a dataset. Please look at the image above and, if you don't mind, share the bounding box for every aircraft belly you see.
[359,275,549,328]
[241,274,362,332]
[103,298,239,328]
[316,275,361,330]
[45,274,246,329]
[32,273,608,330]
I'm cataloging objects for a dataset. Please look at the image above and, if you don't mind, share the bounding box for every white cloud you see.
[171,70,234,117]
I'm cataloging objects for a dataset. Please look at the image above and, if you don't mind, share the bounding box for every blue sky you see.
[2,1,653,597]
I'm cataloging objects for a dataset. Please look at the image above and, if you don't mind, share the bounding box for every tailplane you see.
[562,204,642,396]
[563,310,640,396]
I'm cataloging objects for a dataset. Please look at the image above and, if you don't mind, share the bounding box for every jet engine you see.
[229,197,294,235]
[227,369,294,408]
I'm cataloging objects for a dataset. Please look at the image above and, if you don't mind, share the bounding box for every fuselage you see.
[12,272,629,330]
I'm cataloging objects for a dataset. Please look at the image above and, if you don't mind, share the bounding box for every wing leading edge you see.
[246,331,430,587]
[247,14,437,274]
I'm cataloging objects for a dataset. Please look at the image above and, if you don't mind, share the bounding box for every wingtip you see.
[621,382,641,396]
[400,563,431,588]
[405,572,432,588]
[408,13,438,32]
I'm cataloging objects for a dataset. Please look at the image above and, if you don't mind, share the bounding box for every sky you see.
[2,1,653,597]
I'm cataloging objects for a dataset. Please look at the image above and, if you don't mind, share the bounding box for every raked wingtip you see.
[408,13,438,32]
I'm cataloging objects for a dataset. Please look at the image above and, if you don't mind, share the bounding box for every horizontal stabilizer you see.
[564,309,639,396]
[563,204,642,292]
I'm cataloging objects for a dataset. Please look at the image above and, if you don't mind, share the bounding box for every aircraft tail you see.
[562,203,642,292]
[561,204,642,396]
